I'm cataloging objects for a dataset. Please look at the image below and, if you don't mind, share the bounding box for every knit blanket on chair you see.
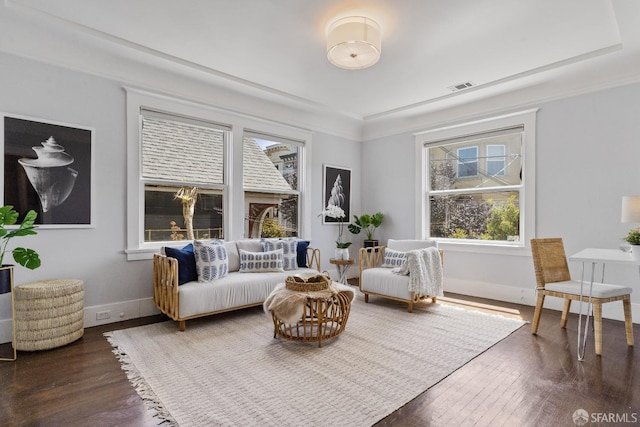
[393,247,443,297]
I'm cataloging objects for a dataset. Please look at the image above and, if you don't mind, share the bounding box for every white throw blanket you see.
[393,247,443,297]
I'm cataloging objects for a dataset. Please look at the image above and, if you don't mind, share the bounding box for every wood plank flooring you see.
[1,290,638,427]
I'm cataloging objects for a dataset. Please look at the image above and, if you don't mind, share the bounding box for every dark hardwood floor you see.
[1,289,638,427]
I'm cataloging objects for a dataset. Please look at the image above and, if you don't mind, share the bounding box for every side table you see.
[329,258,355,284]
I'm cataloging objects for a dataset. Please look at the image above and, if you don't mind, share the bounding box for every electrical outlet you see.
[96,311,111,320]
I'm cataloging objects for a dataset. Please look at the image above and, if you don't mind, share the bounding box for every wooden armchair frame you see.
[358,245,443,312]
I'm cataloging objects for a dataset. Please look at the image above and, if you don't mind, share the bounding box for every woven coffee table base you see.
[271,291,352,348]
[14,279,84,351]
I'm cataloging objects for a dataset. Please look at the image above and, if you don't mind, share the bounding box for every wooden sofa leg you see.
[364,294,369,303]
[407,301,413,313]
[531,292,545,335]
[179,320,186,332]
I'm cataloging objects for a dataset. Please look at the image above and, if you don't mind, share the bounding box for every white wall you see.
[362,83,640,321]
[0,52,361,341]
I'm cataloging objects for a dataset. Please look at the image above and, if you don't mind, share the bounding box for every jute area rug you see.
[105,296,525,426]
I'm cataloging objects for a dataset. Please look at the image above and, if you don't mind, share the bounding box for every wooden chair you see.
[530,238,634,355]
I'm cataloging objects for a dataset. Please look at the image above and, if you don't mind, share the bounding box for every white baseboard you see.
[0,297,159,344]
[444,277,640,324]
[2,280,638,344]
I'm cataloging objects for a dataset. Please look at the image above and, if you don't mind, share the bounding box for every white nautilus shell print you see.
[18,136,78,212]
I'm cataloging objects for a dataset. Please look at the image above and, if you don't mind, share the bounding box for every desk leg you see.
[577,262,595,361]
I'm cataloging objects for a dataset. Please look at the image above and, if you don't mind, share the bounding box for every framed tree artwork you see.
[2,113,94,227]
[322,164,351,224]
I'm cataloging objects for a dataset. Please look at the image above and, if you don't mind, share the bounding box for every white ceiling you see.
[2,0,640,136]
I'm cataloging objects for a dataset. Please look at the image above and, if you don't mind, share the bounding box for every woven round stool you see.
[14,279,84,351]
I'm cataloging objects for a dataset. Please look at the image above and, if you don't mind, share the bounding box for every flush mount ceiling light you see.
[326,16,381,70]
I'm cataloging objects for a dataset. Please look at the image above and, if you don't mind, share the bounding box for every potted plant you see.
[348,212,384,247]
[319,205,352,260]
[0,206,41,294]
[624,229,640,260]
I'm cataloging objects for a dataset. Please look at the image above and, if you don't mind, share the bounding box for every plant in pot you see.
[318,204,352,260]
[624,229,640,260]
[0,206,41,294]
[348,212,384,247]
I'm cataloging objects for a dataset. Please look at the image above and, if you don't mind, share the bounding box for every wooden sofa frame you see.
[153,247,321,331]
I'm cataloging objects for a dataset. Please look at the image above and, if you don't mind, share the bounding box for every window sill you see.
[435,239,531,257]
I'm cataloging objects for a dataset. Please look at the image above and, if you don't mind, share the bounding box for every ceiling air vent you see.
[448,81,475,92]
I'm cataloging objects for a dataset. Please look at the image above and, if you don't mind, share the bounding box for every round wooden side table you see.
[329,258,355,284]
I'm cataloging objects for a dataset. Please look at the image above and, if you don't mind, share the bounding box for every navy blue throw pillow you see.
[165,243,197,285]
[296,240,310,268]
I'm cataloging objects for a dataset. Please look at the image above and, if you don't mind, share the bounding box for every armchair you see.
[358,239,443,312]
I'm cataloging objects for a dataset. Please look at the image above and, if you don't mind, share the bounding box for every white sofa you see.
[358,239,442,312]
[153,239,321,330]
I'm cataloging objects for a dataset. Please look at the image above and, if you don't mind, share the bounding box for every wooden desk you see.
[568,248,639,360]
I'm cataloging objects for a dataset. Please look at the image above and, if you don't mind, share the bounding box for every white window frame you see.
[125,87,312,260]
[414,109,537,255]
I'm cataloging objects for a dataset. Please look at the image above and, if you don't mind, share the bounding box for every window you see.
[125,88,313,260]
[141,110,228,243]
[416,110,537,248]
[243,132,302,238]
[456,146,478,178]
[486,145,506,176]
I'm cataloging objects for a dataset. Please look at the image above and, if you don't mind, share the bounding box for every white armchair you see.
[358,239,443,312]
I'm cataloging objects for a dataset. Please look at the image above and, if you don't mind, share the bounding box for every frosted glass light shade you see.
[327,16,381,70]
[621,195,640,222]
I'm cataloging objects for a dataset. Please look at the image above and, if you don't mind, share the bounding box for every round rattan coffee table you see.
[268,275,352,347]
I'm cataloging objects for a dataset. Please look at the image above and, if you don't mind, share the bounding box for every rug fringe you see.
[104,332,178,426]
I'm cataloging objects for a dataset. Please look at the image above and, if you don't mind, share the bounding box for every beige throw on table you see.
[263,282,355,324]
[105,296,525,426]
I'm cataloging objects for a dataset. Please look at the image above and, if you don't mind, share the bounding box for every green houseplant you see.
[624,229,640,245]
[624,229,640,260]
[0,205,41,270]
[348,212,384,247]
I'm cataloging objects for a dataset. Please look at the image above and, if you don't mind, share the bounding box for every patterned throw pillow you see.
[261,238,298,270]
[381,248,406,268]
[239,248,284,273]
[193,240,229,281]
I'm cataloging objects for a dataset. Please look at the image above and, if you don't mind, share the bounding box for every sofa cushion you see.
[178,268,320,318]
[193,240,229,281]
[239,248,284,273]
[262,238,298,270]
[224,241,240,272]
[361,267,412,300]
[164,243,197,285]
[381,248,406,268]
[237,239,264,253]
[297,240,310,268]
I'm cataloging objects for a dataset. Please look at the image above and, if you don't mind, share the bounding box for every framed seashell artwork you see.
[2,113,94,227]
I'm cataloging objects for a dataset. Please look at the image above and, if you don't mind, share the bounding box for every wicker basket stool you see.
[270,275,352,348]
[14,279,84,351]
